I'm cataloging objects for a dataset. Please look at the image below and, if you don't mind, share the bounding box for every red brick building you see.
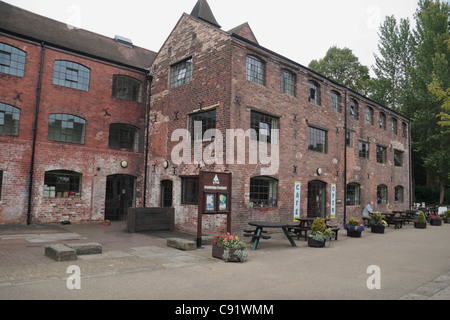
[147,0,412,235]
[0,2,156,224]
[1,0,411,234]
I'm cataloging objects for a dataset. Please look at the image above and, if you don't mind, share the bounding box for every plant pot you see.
[307,237,326,248]
[102,221,111,226]
[371,225,385,234]
[414,221,427,229]
[212,245,245,262]
[347,230,362,238]
[430,219,442,226]
[444,218,450,224]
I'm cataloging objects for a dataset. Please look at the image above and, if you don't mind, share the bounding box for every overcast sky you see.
[3,0,419,73]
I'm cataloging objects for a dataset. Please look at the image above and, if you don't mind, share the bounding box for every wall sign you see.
[294,181,301,221]
[331,184,337,219]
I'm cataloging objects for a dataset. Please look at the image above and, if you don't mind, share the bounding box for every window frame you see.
[48,113,86,144]
[308,126,327,154]
[112,75,143,102]
[395,186,404,204]
[330,90,341,113]
[0,42,26,77]
[308,81,320,105]
[394,149,403,167]
[170,58,193,88]
[0,103,20,136]
[250,111,279,144]
[52,60,90,91]
[346,183,361,206]
[359,141,369,159]
[379,112,386,130]
[365,106,374,125]
[280,69,296,96]
[246,55,265,85]
[44,170,82,198]
[349,99,359,120]
[108,123,140,151]
[249,176,278,208]
[391,118,398,135]
[377,185,388,204]
[181,177,199,205]
[188,109,217,141]
[376,145,387,164]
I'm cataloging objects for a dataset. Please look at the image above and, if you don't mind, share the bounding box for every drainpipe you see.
[143,71,153,208]
[27,42,45,225]
[343,89,348,225]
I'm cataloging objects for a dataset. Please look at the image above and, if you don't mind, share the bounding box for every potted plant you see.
[443,210,450,224]
[212,232,248,262]
[414,211,427,229]
[370,213,387,234]
[308,217,334,247]
[345,217,365,237]
[429,214,442,226]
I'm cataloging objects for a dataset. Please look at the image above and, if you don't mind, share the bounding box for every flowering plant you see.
[415,211,426,223]
[309,217,334,242]
[346,217,365,232]
[429,214,441,220]
[371,212,387,227]
[213,232,246,249]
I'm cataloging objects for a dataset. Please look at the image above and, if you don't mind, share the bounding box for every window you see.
[161,180,173,208]
[346,130,353,147]
[112,75,142,102]
[308,126,327,153]
[346,183,361,206]
[53,60,90,91]
[48,114,86,144]
[189,109,216,141]
[109,123,139,150]
[181,177,199,204]
[391,118,398,135]
[0,170,3,200]
[330,91,341,112]
[44,170,82,198]
[0,43,26,77]
[170,58,192,88]
[395,186,404,204]
[377,185,388,204]
[0,103,20,136]
[379,112,386,130]
[280,69,295,96]
[250,177,278,208]
[308,81,320,105]
[359,141,369,159]
[349,99,359,120]
[402,122,407,138]
[376,145,387,164]
[394,149,403,167]
[250,111,279,144]
[365,106,374,125]
[246,55,265,85]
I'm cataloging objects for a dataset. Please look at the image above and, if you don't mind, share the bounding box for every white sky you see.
[3,0,419,73]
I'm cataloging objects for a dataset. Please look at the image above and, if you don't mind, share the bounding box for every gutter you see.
[27,41,45,225]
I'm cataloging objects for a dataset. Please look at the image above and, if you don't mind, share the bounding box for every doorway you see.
[307,180,327,218]
[160,180,173,208]
[105,174,136,221]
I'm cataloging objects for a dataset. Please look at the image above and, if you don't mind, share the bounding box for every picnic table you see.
[288,217,334,241]
[380,212,406,229]
[246,221,297,250]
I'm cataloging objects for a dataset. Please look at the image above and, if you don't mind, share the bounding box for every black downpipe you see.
[27,42,45,225]
[343,89,348,225]
[143,71,153,208]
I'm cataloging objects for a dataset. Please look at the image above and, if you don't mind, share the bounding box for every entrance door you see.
[105,175,136,221]
[307,180,327,218]
[160,180,173,208]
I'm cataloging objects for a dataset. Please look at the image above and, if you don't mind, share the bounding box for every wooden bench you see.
[326,225,340,241]
[287,225,310,241]
[361,216,372,227]
[388,218,406,229]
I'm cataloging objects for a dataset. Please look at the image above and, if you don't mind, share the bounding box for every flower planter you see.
[371,225,385,234]
[307,237,326,248]
[444,218,450,224]
[102,221,111,226]
[414,221,427,229]
[347,230,362,238]
[430,219,442,226]
[212,245,245,262]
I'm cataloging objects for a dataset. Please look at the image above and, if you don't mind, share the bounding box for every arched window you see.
[0,42,26,77]
[246,55,265,85]
[108,123,139,150]
[250,177,278,207]
[330,90,341,112]
[53,60,90,91]
[349,99,359,119]
[365,106,374,125]
[0,103,20,136]
[379,112,386,130]
[395,186,404,204]
[48,114,86,144]
[308,81,320,105]
[346,183,361,206]
[112,75,142,102]
[377,185,388,204]
[44,170,82,198]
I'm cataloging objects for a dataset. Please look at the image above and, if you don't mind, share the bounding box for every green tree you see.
[308,46,371,94]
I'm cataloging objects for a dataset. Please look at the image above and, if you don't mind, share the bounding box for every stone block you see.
[66,242,102,255]
[167,238,197,251]
[45,244,77,261]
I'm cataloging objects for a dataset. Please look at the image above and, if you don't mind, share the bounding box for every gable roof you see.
[0,1,157,71]
[190,0,221,28]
